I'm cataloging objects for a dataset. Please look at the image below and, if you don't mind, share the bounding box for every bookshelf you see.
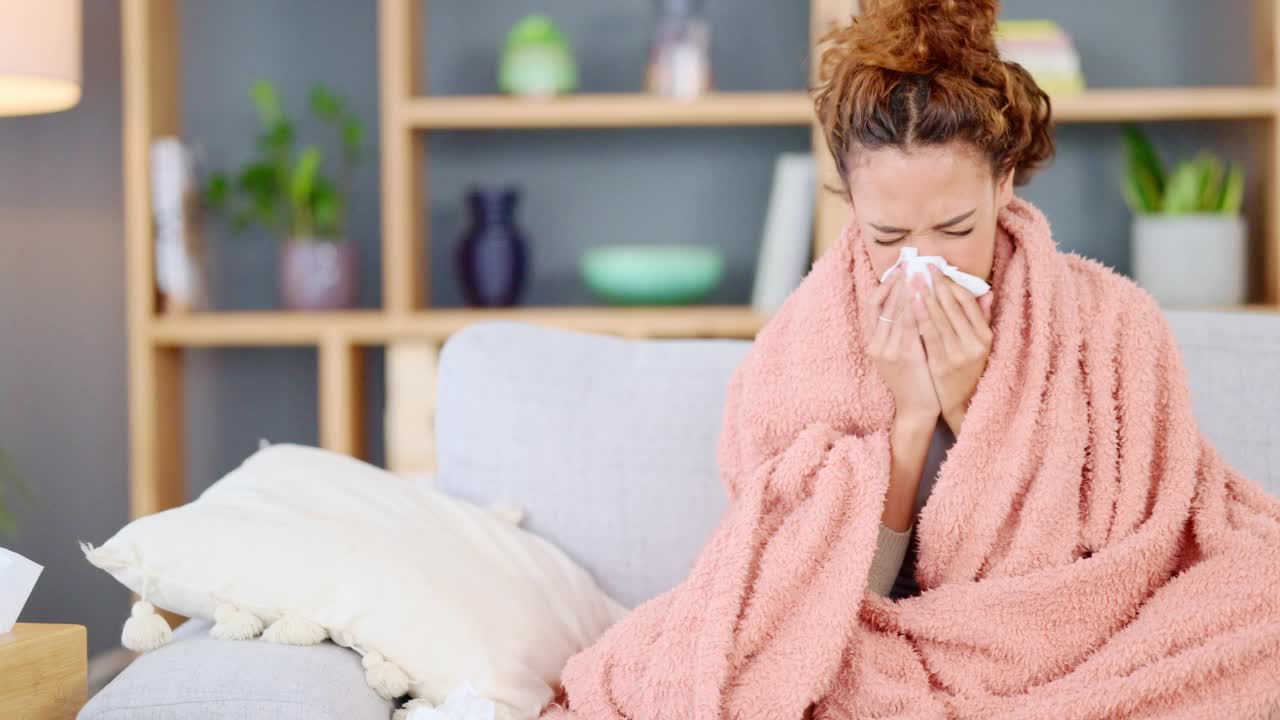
[122,0,1280,520]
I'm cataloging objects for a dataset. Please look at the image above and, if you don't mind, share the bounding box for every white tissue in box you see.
[879,246,991,297]
[0,547,43,633]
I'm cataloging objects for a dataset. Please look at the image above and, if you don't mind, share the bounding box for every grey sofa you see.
[80,309,1280,720]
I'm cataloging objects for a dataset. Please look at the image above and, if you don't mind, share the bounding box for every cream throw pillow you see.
[83,443,628,720]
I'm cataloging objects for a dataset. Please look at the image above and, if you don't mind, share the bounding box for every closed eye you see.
[876,227,972,245]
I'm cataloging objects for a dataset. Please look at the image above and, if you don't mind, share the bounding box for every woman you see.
[822,0,1053,600]
[545,1,1280,717]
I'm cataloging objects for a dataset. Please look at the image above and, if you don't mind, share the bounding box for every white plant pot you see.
[1130,214,1247,307]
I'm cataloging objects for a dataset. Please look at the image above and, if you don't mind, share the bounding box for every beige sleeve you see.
[866,522,914,596]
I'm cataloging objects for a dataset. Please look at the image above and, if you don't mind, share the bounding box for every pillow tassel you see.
[362,650,412,700]
[487,502,525,526]
[121,600,172,652]
[210,603,265,641]
[262,613,328,646]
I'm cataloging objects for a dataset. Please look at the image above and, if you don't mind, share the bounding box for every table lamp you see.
[0,0,81,117]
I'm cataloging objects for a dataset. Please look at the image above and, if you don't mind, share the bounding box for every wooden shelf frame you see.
[123,0,1280,522]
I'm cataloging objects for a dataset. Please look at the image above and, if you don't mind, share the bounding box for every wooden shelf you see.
[146,302,1277,348]
[401,92,815,129]
[1052,87,1278,122]
[148,306,769,346]
[397,87,1280,132]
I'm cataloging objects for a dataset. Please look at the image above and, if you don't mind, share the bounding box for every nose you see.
[908,240,943,257]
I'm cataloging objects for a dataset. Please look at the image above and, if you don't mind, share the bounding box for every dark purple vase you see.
[456,186,529,307]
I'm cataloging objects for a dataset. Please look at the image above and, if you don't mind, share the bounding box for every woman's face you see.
[847,140,1014,285]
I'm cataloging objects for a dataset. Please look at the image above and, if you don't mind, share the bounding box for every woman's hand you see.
[910,265,995,436]
[868,268,941,426]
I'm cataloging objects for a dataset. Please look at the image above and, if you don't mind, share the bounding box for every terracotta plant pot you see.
[278,239,359,311]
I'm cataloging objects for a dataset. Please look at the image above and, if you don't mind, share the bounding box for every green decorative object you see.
[498,15,577,97]
[580,245,724,306]
[1121,124,1244,215]
[0,447,28,536]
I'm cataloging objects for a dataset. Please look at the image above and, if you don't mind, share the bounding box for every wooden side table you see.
[0,624,88,720]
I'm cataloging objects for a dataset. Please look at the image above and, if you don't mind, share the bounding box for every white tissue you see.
[405,683,496,720]
[0,547,43,633]
[879,246,991,297]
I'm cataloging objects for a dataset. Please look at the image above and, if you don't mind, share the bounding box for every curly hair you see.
[812,0,1055,195]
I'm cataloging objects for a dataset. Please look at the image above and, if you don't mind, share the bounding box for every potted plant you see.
[204,80,366,311]
[1121,124,1247,307]
[0,447,27,536]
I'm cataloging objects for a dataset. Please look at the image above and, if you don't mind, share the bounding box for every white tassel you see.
[392,698,434,720]
[362,650,411,700]
[262,613,327,646]
[488,502,525,526]
[258,437,271,450]
[330,627,356,648]
[210,603,264,641]
[121,601,172,652]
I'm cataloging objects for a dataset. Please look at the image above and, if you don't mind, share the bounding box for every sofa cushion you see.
[1165,309,1280,495]
[78,619,392,720]
[436,321,751,608]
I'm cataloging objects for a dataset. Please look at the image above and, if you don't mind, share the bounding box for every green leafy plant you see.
[204,80,366,241]
[1121,124,1244,215]
[0,448,29,536]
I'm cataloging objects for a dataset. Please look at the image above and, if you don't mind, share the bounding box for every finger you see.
[915,272,957,358]
[927,267,977,350]
[899,299,926,357]
[893,271,917,321]
[870,272,906,350]
[871,266,898,307]
[946,278,988,341]
[911,281,943,364]
[885,276,916,354]
[979,292,994,323]
[884,300,907,358]
[932,270,992,360]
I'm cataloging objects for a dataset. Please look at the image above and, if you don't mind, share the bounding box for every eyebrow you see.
[869,208,977,234]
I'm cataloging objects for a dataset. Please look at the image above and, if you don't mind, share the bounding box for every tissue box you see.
[0,623,88,719]
[0,548,42,634]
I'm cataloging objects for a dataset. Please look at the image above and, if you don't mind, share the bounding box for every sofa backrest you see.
[1163,310,1280,495]
[436,322,746,608]
[435,310,1280,607]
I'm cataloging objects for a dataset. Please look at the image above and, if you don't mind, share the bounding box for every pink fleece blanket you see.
[542,196,1280,719]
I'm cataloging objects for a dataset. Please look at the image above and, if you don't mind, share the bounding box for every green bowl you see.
[580,245,725,306]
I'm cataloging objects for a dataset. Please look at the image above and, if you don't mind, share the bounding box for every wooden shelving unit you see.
[122,0,1280,521]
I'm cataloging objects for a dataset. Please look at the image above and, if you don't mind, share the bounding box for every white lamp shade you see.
[0,0,82,116]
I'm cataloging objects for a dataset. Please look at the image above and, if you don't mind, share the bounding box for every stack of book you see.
[995,19,1086,96]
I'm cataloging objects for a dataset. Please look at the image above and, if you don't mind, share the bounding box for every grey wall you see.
[0,0,1266,656]
[0,1,129,655]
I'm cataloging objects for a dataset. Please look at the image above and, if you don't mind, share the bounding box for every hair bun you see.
[858,0,1001,75]
[813,0,1054,191]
